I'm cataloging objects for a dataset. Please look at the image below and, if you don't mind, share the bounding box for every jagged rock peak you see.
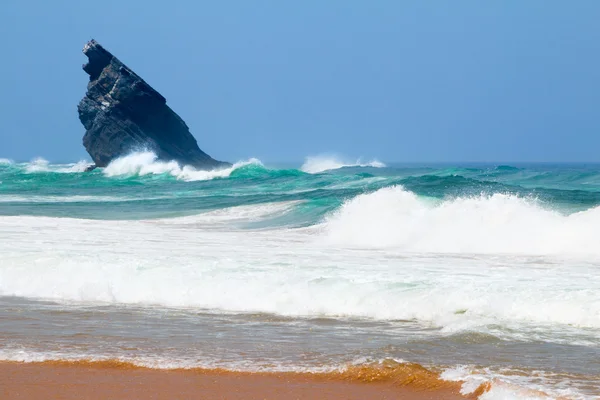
[78,39,229,169]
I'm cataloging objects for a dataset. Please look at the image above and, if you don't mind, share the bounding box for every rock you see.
[78,39,229,169]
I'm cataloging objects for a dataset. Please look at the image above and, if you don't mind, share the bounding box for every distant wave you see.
[103,152,262,181]
[25,158,53,173]
[301,155,385,174]
[323,186,600,257]
[25,158,91,173]
[0,158,13,165]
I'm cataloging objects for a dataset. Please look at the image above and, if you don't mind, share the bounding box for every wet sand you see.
[0,361,479,399]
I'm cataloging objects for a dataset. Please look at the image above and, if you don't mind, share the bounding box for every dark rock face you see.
[78,40,229,169]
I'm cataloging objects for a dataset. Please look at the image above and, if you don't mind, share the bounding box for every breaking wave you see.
[2,205,600,330]
[301,154,385,173]
[24,158,91,173]
[323,186,600,257]
[103,152,262,181]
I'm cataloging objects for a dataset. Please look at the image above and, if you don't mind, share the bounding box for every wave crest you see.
[301,155,385,174]
[103,152,262,181]
[24,158,91,173]
[323,186,600,256]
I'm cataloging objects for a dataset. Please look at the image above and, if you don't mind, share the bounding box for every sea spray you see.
[24,158,92,173]
[323,186,600,256]
[25,157,51,173]
[301,154,385,173]
[103,151,262,181]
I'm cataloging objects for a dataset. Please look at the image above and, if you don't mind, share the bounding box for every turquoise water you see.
[2,158,599,220]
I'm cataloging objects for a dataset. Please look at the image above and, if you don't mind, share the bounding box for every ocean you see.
[1,153,599,399]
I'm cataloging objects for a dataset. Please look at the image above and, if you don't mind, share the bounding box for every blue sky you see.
[1,1,599,163]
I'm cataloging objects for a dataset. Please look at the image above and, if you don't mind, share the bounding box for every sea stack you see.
[77,39,228,169]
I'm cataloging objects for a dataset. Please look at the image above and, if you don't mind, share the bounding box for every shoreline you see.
[0,360,483,400]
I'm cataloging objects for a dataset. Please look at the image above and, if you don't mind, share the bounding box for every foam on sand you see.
[441,365,583,400]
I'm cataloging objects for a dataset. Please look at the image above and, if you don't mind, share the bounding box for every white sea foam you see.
[24,157,51,172]
[103,151,260,181]
[442,366,585,400]
[155,201,300,225]
[478,385,554,400]
[1,198,600,334]
[59,160,92,173]
[0,347,337,373]
[0,348,223,371]
[323,186,600,257]
[0,158,13,164]
[300,154,385,173]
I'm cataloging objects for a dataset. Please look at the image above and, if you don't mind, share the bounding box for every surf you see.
[1,207,599,331]
[2,161,600,399]
[24,158,91,173]
[301,154,386,173]
[323,186,600,257]
[102,151,263,181]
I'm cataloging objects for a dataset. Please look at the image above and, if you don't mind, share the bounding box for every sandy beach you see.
[0,361,479,399]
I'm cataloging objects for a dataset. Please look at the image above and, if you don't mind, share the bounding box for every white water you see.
[0,199,599,330]
[324,186,600,257]
[12,153,389,177]
[1,194,599,398]
[301,154,385,173]
[102,151,260,181]
[442,366,587,400]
